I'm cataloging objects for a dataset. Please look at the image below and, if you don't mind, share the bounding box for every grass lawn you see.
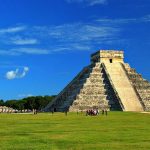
[0,112,150,150]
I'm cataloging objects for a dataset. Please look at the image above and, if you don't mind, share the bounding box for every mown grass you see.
[0,112,150,150]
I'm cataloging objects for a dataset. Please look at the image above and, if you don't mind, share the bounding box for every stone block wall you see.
[124,63,150,111]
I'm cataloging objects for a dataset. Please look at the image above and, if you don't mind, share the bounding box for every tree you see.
[4,95,56,111]
[0,99,4,106]
[4,100,18,109]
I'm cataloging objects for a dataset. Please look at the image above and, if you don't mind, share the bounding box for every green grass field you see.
[0,112,150,150]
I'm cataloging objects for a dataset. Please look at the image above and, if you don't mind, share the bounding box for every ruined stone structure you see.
[45,50,150,112]
[0,106,16,113]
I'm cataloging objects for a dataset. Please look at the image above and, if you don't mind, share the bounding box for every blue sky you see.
[0,0,150,100]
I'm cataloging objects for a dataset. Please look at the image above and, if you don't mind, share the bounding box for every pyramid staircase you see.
[103,62,143,111]
[45,62,122,112]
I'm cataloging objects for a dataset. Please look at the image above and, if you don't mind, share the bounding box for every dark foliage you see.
[0,95,56,111]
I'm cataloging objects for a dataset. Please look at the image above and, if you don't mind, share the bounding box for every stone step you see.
[89,72,103,75]
[89,74,103,78]
[80,87,106,91]
[139,90,150,93]
[88,77,104,81]
[70,83,84,88]
[87,78,104,81]
[82,85,105,89]
[83,84,105,88]
[76,95,107,100]
[73,98,108,103]
[67,94,77,99]
[66,87,82,95]
[94,62,101,67]
[79,90,106,95]
[73,101,109,107]
[81,74,90,78]
[86,80,104,84]
[92,67,101,71]
[142,97,150,100]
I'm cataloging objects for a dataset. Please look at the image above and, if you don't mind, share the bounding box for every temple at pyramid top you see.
[91,50,124,63]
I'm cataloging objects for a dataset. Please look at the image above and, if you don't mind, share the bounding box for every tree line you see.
[0,95,56,111]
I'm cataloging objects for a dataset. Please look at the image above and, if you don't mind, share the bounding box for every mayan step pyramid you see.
[45,50,150,112]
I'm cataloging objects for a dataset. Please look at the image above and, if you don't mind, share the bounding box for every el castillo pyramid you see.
[45,50,150,112]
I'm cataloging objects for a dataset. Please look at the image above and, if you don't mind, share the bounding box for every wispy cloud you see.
[52,44,92,52]
[0,48,50,56]
[96,15,150,24]
[0,62,28,70]
[0,50,14,55]
[0,26,26,34]
[11,36,38,45]
[96,18,137,24]
[0,23,119,55]
[47,23,119,42]
[88,0,107,6]
[142,15,150,22]
[66,0,107,6]
[33,23,119,53]
[0,15,150,56]
[5,66,29,80]
[13,48,50,55]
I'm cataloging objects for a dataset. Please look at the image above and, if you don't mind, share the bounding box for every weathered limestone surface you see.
[44,50,149,112]
[0,106,16,113]
[69,63,108,111]
[124,64,150,111]
[104,63,143,111]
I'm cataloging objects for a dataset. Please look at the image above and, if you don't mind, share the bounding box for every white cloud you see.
[0,23,119,55]
[0,14,150,55]
[0,26,26,34]
[96,18,137,24]
[6,69,19,80]
[96,15,150,24]
[38,23,119,52]
[142,15,150,22]
[0,48,50,56]
[24,67,29,72]
[13,48,50,55]
[19,67,29,78]
[5,67,29,80]
[47,23,119,42]
[72,43,91,51]
[66,0,107,6]
[88,0,107,6]
[0,50,15,56]
[52,44,92,52]
[11,36,38,45]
